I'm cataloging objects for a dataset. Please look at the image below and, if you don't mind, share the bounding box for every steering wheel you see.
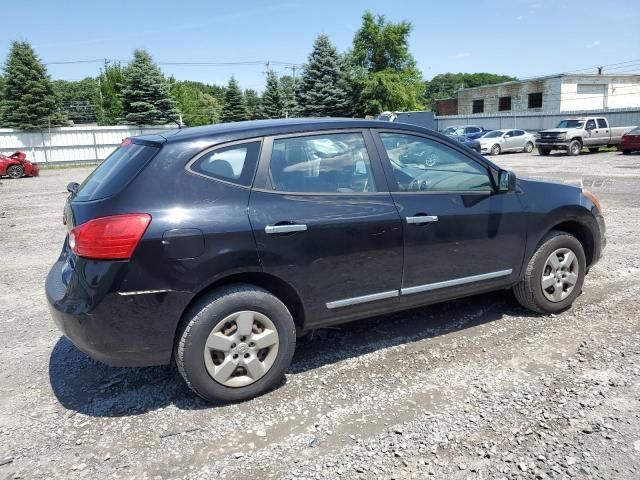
[407,171,430,191]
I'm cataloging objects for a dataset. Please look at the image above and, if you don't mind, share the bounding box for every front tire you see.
[539,147,551,156]
[568,140,582,156]
[622,150,630,155]
[514,231,586,314]
[175,284,296,403]
[589,147,599,153]
[490,144,501,156]
[7,165,24,178]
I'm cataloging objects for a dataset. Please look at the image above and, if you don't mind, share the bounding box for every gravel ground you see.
[1,149,639,479]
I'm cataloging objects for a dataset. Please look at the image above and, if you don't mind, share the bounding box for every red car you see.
[621,127,640,155]
[0,151,39,178]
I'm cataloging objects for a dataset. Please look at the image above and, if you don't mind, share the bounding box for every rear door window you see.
[597,118,608,128]
[267,133,377,193]
[74,141,159,201]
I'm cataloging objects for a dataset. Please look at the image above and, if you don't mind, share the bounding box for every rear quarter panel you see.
[69,140,261,296]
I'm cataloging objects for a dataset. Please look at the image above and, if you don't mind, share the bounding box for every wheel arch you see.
[175,270,307,343]
[540,219,595,267]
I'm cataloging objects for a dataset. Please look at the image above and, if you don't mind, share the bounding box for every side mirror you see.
[66,182,79,194]
[498,170,517,193]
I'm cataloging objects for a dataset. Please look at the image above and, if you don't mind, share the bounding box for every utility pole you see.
[284,64,299,118]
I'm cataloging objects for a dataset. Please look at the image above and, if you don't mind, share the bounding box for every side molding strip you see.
[118,289,173,296]
[401,269,513,296]
[325,269,513,309]
[326,290,399,309]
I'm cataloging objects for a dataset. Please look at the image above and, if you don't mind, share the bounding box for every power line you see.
[43,58,303,67]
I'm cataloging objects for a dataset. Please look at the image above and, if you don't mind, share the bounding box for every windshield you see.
[482,131,504,138]
[556,120,585,128]
[442,127,459,135]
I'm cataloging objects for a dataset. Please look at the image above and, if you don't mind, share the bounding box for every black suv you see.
[46,119,606,403]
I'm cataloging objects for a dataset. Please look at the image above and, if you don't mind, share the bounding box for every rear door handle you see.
[406,215,438,225]
[265,224,308,234]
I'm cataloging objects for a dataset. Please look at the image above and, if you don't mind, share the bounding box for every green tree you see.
[0,41,66,130]
[349,12,424,116]
[279,75,299,117]
[259,70,284,119]
[52,77,99,124]
[298,35,352,117]
[97,62,125,125]
[120,49,179,125]
[244,88,262,119]
[424,72,516,109]
[169,80,221,126]
[220,76,248,122]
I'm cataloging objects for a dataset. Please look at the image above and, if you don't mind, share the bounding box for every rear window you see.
[74,141,159,201]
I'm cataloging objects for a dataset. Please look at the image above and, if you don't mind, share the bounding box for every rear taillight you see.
[69,213,151,260]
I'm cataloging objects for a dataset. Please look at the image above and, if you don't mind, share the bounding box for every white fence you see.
[434,107,640,132]
[0,125,176,165]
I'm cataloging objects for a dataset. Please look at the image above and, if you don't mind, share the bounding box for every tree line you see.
[0,11,515,130]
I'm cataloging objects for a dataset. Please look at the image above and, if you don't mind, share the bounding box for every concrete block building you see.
[436,74,640,116]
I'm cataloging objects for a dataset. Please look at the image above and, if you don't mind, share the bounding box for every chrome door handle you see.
[265,224,308,234]
[406,215,438,225]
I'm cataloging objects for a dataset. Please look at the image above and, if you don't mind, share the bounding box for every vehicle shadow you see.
[49,290,536,417]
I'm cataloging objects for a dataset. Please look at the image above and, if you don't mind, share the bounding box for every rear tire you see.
[175,284,296,403]
[524,142,534,153]
[7,165,24,179]
[568,140,582,156]
[622,150,630,155]
[539,148,551,156]
[514,231,586,314]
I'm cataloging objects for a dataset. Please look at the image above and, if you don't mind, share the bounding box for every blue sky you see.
[1,0,639,91]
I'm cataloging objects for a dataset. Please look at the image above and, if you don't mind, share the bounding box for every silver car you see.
[479,129,536,155]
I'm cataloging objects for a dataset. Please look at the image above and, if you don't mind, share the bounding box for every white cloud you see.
[455,52,470,58]
[516,15,523,20]
[587,40,601,48]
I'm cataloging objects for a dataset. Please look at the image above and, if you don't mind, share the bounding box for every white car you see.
[479,129,537,155]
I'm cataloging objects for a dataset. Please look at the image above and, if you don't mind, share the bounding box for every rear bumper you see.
[45,251,191,367]
[620,140,640,151]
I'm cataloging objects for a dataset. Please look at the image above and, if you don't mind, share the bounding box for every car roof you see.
[136,118,436,145]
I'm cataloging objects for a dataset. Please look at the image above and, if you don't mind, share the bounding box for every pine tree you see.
[280,75,299,118]
[259,70,284,119]
[0,41,66,130]
[298,35,352,117]
[220,77,248,122]
[243,89,262,119]
[120,49,179,125]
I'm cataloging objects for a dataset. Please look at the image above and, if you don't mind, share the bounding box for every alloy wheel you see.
[541,247,579,302]
[7,165,23,178]
[203,310,279,388]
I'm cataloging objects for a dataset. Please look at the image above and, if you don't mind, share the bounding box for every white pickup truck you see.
[536,117,637,156]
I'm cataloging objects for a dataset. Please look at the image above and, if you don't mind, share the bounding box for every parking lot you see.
[1,149,639,479]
